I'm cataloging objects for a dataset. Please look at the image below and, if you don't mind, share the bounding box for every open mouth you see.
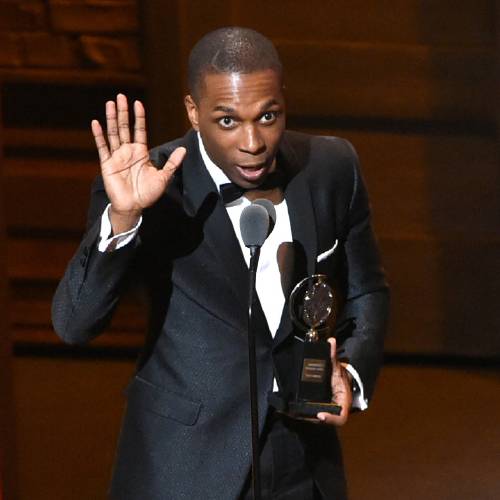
[236,163,268,182]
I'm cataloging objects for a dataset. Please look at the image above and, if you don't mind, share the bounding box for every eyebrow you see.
[213,105,235,113]
[212,99,281,114]
[259,99,280,112]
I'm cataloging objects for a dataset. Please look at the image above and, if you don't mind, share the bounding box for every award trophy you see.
[288,274,341,418]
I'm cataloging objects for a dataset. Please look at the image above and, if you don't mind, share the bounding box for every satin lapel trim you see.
[180,131,249,331]
[202,201,250,320]
[286,175,318,277]
[272,140,318,348]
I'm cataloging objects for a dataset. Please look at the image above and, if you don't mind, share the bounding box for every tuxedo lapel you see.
[286,176,318,278]
[171,131,250,332]
[200,203,250,314]
[273,136,318,347]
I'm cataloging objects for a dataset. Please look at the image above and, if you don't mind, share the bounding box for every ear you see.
[184,95,199,131]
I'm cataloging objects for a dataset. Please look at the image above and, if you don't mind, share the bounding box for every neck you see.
[244,186,284,204]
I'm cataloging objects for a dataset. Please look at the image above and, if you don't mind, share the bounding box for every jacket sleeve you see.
[51,176,140,345]
[336,142,390,404]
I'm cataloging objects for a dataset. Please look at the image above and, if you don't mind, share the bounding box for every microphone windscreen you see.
[252,198,276,224]
[240,204,269,247]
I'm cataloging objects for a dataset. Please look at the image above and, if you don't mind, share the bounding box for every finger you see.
[160,147,187,179]
[91,119,111,164]
[317,405,349,426]
[105,100,120,152]
[134,100,147,145]
[116,93,131,144]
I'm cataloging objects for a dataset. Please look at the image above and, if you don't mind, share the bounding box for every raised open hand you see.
[91,93,186,233]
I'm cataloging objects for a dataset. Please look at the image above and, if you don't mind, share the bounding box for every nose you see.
[239,124,265,155]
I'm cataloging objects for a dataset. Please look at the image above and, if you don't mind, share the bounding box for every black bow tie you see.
[219,183,247,204]
[219,169,287,204]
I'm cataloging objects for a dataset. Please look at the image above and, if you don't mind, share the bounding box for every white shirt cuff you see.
[343,363,368,411]
[97,204,142,253]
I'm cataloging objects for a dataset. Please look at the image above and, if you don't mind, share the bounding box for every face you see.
[184,69,286,188]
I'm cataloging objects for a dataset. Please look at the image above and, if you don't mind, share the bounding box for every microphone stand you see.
[247,245,261,500]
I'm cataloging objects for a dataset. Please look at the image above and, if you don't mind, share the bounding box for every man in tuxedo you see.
[52,27,389,499]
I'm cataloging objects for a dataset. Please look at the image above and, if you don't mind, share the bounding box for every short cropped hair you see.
[188,27,282,99]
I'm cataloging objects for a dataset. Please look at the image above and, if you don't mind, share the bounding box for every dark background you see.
[1,1,499,498]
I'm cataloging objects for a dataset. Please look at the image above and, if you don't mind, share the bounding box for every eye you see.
[259,111,277,124]
[218,116,236,129]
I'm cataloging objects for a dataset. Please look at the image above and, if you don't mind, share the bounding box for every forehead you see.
[197,70,284,110]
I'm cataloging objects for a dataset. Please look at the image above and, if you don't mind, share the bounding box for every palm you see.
[101,142,168,213]
[92,94,185,215]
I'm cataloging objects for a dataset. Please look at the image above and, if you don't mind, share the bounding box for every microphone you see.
[239,199,277,500]
[252,198,276,234]
[240,203,270,248]
[240,199,276,249]
[252,198,276,223]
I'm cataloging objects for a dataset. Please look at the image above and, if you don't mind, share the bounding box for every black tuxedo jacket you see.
[52,129,389,499]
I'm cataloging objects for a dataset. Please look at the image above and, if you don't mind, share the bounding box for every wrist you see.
[109,205,142,235]
[340,362,354,392]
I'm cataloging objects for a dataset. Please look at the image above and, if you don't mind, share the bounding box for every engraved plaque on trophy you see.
[288,274,341,418]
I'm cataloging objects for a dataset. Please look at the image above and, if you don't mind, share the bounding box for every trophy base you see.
[288,400,342,418]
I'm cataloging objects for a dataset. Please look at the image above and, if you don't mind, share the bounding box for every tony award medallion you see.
[288,274,341,418]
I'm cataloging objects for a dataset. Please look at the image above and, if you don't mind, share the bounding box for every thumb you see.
[161,146,187,178]
[327,337,337,367]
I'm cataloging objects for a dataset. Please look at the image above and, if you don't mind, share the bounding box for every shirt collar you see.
[197,132,231,193]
